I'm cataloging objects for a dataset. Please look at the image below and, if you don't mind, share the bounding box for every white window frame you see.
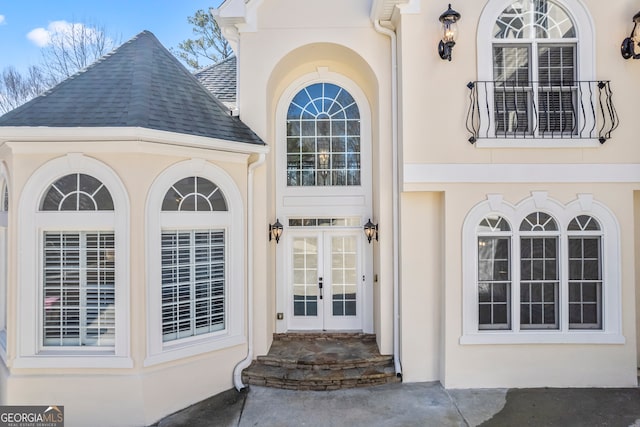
[0,162,10,363]
[476,0,596,148]
[275,70,373,218]
[461,192,623,344]
[144,159,245,367]
[15,154,131,368]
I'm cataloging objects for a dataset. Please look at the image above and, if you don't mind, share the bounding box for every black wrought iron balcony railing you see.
[465,80,619,144]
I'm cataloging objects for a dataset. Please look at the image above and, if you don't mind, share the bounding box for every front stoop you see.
[241,333,401,390]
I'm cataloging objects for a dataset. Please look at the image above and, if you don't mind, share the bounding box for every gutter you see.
[373,20,402,379]
[233,152,266,390]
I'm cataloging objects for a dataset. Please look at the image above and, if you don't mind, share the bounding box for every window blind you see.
[43,231,115,347]
[161,230,225,342]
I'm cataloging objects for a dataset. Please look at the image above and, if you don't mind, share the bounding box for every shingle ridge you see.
[195,55,236,74]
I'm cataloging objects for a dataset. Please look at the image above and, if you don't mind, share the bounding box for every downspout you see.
[233,152,266,391]
[373,20,402,378]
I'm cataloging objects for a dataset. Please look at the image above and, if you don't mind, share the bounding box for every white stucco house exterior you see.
[0,0,639,425]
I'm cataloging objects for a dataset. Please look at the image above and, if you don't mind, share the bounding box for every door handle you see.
[318,277,323,300]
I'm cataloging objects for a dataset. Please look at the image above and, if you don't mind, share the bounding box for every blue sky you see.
[0,0,224,72]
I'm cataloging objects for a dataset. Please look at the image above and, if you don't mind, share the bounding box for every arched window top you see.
[478,215,511,232]
[494,0,576,39]
[286,82,362,187]
[287,83,359,121]
[520,211,558,231]
[161,176,227,212]
[40,173,114,211]
[568,215,600,231]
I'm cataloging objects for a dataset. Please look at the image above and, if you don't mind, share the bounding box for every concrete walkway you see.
[154,382,640,427]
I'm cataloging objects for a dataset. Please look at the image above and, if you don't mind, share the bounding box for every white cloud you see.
[0,15,6,25]
[27,21,101,48]
[27,27,50,47]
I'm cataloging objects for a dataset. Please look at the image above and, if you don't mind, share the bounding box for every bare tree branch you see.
[40,19,120,84]
[0,65,49,114]
[0,19,120,114]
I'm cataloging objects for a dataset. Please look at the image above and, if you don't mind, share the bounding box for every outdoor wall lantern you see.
[621,11,640,59]
[269,219,283,244]
[363,219,378,244]
[438,4,461,61]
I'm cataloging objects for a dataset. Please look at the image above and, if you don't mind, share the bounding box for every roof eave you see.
[370,0,420,23]
[0,126,268,156]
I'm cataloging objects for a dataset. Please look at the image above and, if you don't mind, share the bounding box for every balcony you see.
[465,80,619,145]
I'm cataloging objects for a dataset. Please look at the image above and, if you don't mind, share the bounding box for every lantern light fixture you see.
[621,11,640,59]
[363,218,378,244]
[438,4,461,61]
[269,219,283,244]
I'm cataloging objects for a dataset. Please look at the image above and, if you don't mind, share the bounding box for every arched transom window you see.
[161,177,227,211]
[41,173,114,211]
[286,83,361,187]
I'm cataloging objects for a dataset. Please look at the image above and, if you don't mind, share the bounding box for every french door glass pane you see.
[331,236,357,317]
[292,237,318,317]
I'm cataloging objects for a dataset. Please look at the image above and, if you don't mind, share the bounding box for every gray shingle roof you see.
[0,31,263,146]
[195,56,237,106]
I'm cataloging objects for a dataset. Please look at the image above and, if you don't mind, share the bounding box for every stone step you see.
[242,362,400,391]
[258,335,390,370]
[242,333,401,390]
[273,332,377,342]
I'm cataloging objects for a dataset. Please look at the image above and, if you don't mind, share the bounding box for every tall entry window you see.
[286,83,361,187]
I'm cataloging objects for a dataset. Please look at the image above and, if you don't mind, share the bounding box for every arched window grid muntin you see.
[161,176,228,212]
[286,82,362,188]
[40,173,114,212]
[460,193,622,344]
[493,0,576,40]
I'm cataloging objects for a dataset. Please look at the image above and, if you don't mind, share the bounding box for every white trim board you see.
[404,164,640,184]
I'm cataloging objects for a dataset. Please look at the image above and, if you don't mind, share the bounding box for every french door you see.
[288,230,362,331]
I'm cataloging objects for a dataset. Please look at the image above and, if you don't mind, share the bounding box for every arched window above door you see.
[286,83,361,187]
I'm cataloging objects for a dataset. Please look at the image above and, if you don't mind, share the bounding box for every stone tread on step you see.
[241,333,400,390]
